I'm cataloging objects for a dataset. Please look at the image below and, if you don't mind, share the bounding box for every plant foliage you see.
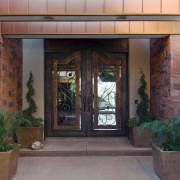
[0,110,18,151]
[23,72,43,127]
[99,72,116,82]
[127,117,137,128]
[127,70,152,128]
[136,69,152,124]
[23,72,37,118]
[141,116,180,151]
[14,112,31,127]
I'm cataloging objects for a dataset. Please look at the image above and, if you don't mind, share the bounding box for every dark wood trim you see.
[45,39,129,53]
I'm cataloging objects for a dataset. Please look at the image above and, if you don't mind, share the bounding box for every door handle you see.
[83,96,86,112]
[88,97,91,112]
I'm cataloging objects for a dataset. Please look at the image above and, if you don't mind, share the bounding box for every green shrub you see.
[0,110,18,152]
[136,69,152,124]
[128,69,153,128]
[23,71,43,127]
[141,116,180,151]
[14,112,31,127]
[127,117,137,128]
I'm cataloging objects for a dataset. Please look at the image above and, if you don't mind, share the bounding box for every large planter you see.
[129,126,152,147]
[0,146,20,180]
[18,126,43,148]
[152,144,180,180]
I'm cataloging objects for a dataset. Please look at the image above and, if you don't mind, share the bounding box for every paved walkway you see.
[13,138,159,180]
[13,156,160,180]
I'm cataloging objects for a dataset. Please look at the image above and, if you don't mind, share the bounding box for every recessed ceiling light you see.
[43,16,54,21]
[116,16,127,20]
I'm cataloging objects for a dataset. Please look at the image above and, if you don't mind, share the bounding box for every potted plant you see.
[18,72,43,148]
[0,110,20,180]
[141,116,180,180]
[128,70,152,147]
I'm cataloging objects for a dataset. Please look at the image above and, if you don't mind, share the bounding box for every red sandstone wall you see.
[0,37,22,112]
[170,35,180,118]
[150,36,180,119]
[0,22,1,35]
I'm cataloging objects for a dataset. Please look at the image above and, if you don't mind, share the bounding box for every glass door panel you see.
[92,52,121,130]
[53,52,81,131]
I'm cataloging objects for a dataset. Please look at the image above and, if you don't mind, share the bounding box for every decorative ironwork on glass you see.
[56,56,81,130]
[97,66,116,126]
[93,54,121,130]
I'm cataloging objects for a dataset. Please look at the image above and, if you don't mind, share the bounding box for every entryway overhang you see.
[1,0,180,38]
[0,0,180,21]
[1,21,180,38]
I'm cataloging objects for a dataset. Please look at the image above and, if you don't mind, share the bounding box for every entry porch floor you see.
[20,137,151,157]
[14,138,160,180]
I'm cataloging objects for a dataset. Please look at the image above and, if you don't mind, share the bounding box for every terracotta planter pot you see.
[18,126,44,148]
[129,126,152,147]
[0,146,20,180]
[152,144,180,180]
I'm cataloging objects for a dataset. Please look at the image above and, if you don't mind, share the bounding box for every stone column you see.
[0,36,22,112]
[170,35,180,118]
[150,35,180,119]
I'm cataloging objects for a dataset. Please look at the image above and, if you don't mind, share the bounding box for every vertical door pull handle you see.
[83,96,86,112]
[88,97,91,112]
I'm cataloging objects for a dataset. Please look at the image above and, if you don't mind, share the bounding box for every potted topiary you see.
[18,71,43,148]
[128,69,152,147]
[0,110,20,180]
[141,116,180,180]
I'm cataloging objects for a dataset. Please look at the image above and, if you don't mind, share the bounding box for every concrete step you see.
[20,137,152,157]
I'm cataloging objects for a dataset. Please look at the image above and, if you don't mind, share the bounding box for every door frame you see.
[44,40,129,137]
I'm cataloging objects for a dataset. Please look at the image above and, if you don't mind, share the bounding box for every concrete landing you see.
[20,137,152,157]
[13,156,160,180]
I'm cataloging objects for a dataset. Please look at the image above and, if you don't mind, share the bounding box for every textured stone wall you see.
[150,35,180,119]
[0,37,22,112]
[170,35,180,118]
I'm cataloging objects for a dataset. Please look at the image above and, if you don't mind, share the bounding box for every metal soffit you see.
[0,0,180,37]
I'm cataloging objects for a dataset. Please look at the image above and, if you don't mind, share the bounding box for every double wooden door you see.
[45,44,128,137]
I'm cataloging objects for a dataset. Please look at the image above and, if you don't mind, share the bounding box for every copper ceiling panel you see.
[28,0,47,14]
[42,22,57,34]
[28,22,43,34]
[13,22,28,34]
[47,0,66,14]
[9,0,28,14]
[0,0,179,16]
[66,0,85,14]
[104,0,123,14]
[0,0,8,14]
[1,21,180,35]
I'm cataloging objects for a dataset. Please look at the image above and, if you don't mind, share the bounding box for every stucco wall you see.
[23,39,44,118]
[23,39,150,119]
[129,39,150,118]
